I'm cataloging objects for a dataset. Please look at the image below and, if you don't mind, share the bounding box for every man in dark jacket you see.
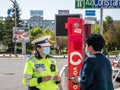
[72,34,114,90]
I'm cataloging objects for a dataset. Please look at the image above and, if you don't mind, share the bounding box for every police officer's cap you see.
[31,35,52,47]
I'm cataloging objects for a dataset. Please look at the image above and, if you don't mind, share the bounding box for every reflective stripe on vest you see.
[50,58,55,64]
[23,74,32,86]
[32,57,55,65]
[26,79,30,86]
[24,74,32,79]
[31,57,37,65]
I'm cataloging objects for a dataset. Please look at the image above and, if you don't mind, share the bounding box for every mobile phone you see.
[69,76,75,80]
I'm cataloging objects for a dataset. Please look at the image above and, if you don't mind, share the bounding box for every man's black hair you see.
[85,34,105,51]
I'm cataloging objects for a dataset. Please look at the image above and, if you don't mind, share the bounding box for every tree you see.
[56,37,68,54]
[105,16,113,24]
[103,16,114,32]
[114,23,120,50]
[30,27,44,41]
[0,20,5,41]
[30,27,55,43]
[11,0,22,27]
[5,16,14,29]
[103,16,117,51]
[3,16,14,52]
[26,27,55,53]
[1,0,22,53]
[92,25,100,34]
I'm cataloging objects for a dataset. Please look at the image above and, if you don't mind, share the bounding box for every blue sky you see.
[0,0,120,20]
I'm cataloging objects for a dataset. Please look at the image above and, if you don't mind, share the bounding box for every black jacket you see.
[80,53,114,90]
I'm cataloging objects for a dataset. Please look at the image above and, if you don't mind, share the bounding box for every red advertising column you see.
[65,18,84,90]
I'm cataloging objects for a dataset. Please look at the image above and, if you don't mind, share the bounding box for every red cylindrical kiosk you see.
[65,18,84,90]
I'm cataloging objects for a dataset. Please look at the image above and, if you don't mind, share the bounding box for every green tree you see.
[30,27,55,43]
[56,37,68,54]
[92,25,100,34]
[11,0,22,27]
[5,16,14,29]
[114,23,120,50]
[105,16,113,24]
[4,16,15,52]
[27,27,55,53]
[0,20,5,41]
[103,16,117,51]
[30,27,44,41]
[103,16,114,32]
[1,0,22,53]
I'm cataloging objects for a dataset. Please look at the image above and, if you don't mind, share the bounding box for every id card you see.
[35,64,46,73]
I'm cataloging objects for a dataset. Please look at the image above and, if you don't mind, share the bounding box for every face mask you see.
[43,47,50,55]
[85,49,91,57]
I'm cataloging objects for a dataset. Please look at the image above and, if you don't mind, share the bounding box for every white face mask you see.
[42,47,50,55]
[85,48,91,57]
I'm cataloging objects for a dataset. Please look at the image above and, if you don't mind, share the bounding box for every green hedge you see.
[108,50,120,55]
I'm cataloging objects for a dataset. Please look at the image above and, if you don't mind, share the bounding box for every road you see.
[1,56,120,90]
[0,57,67,90]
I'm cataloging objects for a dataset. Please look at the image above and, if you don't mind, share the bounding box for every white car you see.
[112,53,120,78]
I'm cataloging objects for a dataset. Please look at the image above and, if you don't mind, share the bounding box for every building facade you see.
[28,10,55,30]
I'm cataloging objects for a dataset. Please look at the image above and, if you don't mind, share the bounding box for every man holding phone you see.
[72,34,114,90]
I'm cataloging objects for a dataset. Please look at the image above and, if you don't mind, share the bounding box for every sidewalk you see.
[115,88,120,90]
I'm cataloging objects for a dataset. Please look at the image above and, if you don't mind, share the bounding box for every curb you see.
[0,54,23,58]
[115,88,120,90]
[0,54,68,58]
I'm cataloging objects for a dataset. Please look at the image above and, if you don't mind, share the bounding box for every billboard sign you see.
[13,27,30,42]
[55,14,82,37]
[75,0,120,8]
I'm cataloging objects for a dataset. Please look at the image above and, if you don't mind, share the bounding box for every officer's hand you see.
[72,76,80,85]
[53,75,61,81]
[42,76,52,82]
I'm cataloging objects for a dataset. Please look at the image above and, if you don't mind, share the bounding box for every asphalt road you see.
[0,56,120,90]
[0,57,67,90]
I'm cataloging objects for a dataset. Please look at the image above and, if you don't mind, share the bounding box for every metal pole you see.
[22,42,26,55]
[14,0,17,27]
[10,0,17,56]
[100,8,103,35]
[14,0,17,56]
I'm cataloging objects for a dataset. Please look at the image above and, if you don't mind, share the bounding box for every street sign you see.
[85,10,95,16]
[75,0,120,8]
[7,9,11,15]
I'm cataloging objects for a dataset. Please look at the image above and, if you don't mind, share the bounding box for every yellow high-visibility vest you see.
[23,56,59,90]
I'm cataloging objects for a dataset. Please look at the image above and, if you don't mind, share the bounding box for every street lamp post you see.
[10,0,17,56]
[100,8,103,35]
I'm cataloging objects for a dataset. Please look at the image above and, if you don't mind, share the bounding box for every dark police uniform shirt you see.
[80,53,114,90]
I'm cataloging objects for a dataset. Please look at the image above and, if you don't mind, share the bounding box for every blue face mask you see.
[43,47,50,55]
[85,49,91,57]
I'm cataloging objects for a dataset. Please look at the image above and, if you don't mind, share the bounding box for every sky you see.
[0,0,120,21]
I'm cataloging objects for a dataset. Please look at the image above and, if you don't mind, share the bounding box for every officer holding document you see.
[23,35,61,90]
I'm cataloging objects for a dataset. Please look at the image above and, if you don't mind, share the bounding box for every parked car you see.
[113,53,120,67]
[112,53,120,78]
